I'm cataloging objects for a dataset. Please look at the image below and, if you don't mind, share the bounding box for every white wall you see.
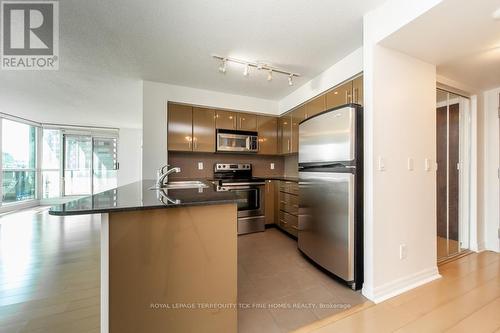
[118,128,143,186]
[279,48,363,113]
[142,81,279,179]
[362,0,442,303]
[483,87,500,252]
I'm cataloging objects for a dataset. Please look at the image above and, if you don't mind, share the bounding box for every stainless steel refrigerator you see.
[298,103,363,290]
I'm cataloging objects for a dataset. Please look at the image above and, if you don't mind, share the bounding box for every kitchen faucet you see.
[156,165,181,188]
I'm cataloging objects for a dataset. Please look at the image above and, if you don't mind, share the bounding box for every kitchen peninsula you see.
[49,180,239,333]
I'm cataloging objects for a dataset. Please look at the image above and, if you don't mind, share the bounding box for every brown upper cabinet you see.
[292,105,307,122]
[279,115,292,154]
[291,106,305,153]
[168,103,216,152]
[215,110,237,130]
[326,81,354,110]
[257,115,278,155]
[352,76,363,105]
[216,110,258,131]
[168,103,193,152]
[305,95,326,119]
[192,107,216,152]
[237,113,257,131]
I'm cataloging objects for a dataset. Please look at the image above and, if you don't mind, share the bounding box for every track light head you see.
[267,70,273,81]
[243,64,249,77]
[288,75,294,86]
[218,59,227,73]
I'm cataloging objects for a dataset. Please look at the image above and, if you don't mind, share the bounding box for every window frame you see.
[0,114,119,210]
[0,117,40,208]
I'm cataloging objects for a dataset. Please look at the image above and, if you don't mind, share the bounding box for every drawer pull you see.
[291,226,299,230]
[280,220,288,225]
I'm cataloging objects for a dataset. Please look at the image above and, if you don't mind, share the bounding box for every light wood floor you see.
[1,208,499,333]
[295,250,500,333]
[0,208,100,333]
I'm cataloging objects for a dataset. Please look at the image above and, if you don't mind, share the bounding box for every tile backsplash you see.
[168,152,285,179]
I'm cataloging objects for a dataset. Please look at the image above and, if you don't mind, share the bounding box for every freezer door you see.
[298,106,356,164]
[298,171,355,281]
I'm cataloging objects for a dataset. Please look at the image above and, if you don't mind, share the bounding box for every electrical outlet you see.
[270,163,275,170]
[399,244,407,260]
[197,162,204,170]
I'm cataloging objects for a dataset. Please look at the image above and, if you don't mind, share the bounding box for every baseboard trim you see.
[368,266,441,304]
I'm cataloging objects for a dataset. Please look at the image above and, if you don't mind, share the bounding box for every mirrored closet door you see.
[436,89,471,261]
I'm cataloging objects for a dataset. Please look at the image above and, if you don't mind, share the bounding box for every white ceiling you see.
[0,0,385,128]
[381,0,500,92]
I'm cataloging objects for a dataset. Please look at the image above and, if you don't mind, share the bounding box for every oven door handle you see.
[223,182,265,187]
[226,186,253,190]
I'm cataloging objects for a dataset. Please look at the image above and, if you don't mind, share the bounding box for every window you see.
[93,137,118,193]
[64,135,93,195]
[63,134,118,196]
[0,115,119,207]
[41,129,61,199]
[2,119,37,203]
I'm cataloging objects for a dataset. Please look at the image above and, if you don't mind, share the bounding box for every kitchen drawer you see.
[278,210,298,237]
[279,210,298,228]
[279,181,298,195]
[279,192,298,215]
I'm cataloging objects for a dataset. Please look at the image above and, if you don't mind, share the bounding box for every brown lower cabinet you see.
[276,180,299,237]
[264,180,277,225]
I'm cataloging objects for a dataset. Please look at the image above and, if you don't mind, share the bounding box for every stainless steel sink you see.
[151,180,209,190]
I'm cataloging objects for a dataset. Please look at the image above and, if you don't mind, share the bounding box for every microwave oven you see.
[216,129,259,153]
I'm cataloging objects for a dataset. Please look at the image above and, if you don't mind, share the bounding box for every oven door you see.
[224,185,263,217]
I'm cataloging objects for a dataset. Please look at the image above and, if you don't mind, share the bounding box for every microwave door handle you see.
[246,136,251,150]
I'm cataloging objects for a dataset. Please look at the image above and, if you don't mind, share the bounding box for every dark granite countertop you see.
[49,180,240,216]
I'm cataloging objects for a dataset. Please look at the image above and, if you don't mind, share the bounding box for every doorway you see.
[63,134,118,196]
[436,89,471,262]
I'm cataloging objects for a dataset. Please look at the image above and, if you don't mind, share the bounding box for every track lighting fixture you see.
[213,55,299,86]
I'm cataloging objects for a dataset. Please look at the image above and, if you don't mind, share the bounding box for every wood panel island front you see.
[49,180,239,333]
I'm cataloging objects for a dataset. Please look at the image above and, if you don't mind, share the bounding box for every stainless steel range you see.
[213,163,265,235]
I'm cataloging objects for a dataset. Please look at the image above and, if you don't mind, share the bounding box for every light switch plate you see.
[198,162,204,170]
[270,163,275,170]
[424,158,431,172]
[378,156,386,171]
[399,244,407,260]
[407,158,414,171]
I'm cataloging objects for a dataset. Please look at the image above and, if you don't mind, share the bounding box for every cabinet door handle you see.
[287,139,290,152]
[239,117,242,129]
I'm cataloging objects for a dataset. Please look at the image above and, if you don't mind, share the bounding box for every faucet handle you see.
[158,164,169,173]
